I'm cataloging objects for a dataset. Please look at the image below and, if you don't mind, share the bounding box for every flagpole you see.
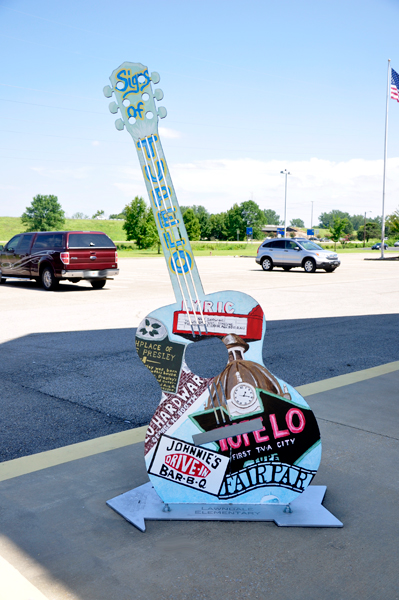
[381,59,391,259]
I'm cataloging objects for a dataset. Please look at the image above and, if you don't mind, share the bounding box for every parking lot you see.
[1,251,399,600]
[1,251,399,462]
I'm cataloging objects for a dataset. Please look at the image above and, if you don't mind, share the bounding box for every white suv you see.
[256,238,340,273]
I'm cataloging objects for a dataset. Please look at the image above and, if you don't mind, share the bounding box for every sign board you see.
[307,229,314,236]
[246,227,253,236]
[277,227,284,236]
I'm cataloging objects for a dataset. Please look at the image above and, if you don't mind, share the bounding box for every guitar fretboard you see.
[105,62,208,336]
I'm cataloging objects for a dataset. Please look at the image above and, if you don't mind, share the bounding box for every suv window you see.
[270,240,285,249]
[299,241,323,251]
[68,233,115,248]
[17,234,34,254]
[285,241,300,250]
[32,233,64,250]
[5,235,22,251]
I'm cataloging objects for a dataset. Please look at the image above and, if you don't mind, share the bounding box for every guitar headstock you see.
[104,62,167,141]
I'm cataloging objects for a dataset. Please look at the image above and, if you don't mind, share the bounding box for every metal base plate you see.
[107,483,343,531]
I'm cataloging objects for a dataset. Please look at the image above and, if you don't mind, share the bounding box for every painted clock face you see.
[231,383,257,408]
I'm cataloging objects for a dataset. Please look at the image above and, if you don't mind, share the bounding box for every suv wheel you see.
[90,279,106,289]
[324,266,335,273]
[303,258,316,273]
[41,267,59,291]
[261,257,273,271]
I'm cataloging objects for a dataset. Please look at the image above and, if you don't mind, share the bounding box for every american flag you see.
[391,68,399,102]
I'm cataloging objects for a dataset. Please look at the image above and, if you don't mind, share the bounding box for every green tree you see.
[386,209,399,237]
[21,194,65,232]
[225,204,245,240]
[123,196,148,241]
[263,209,280,225]
[136,209,159,249]
[349,214,364,231]
[357,222,380,242]
[109,208,127,220]
[209,213,228,240]
[92,210,105,219]
[71,211,89,219]
[240,200,264,239]
[319,210,351,229]
[181,205,210,239]
[329,217,349,250]
[182,208,201,241]
[290,218,305,228]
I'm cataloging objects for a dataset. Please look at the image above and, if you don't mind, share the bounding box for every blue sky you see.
[0,0,398,227]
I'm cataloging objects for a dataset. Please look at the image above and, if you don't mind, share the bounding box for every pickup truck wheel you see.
[41,267,59,291]
[90,279,106,289]
[303,258,316,273]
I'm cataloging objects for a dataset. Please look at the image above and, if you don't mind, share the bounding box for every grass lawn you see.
[1,216,395,257]
[0,217,126,243]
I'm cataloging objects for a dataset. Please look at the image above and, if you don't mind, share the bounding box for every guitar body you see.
[136,290,321,505]
[105,62,321,507]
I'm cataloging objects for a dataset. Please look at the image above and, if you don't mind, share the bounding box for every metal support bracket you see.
[107,482,343,532]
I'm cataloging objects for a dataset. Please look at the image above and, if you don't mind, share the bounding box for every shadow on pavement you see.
[1,313,399,462]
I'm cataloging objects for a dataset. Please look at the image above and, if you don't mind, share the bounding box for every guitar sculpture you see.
[104,63,322,508]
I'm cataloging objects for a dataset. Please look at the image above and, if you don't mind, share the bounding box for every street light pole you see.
[311,201,314,229]
[280,169,290,237]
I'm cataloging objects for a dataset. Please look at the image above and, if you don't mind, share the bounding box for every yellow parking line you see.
[0,427,146,483]
[1,360,399,483]
[296,360,399,397]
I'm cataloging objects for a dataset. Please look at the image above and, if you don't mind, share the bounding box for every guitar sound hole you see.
[184,336,228,379]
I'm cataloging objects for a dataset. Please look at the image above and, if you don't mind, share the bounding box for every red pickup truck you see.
[0,231,119,290]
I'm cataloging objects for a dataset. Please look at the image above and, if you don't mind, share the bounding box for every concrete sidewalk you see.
[0,362,398,600]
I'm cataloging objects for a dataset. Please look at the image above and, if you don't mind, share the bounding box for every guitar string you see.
[146,134,208,335]
[138,138,196,336]
[149,134,208,335]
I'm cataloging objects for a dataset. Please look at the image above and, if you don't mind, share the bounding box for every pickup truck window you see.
[68,233,115,248]
[33,233,63,250]
[4,235,22,251]
[18,234,34,254]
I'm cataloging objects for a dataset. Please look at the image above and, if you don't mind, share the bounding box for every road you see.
[1,252,398,461]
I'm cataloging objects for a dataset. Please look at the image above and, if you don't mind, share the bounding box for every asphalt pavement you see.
[0,254,399,600]
[1,253,398,461]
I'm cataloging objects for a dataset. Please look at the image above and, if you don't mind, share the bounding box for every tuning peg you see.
[151,71,160,84]
[109,101,119,114]
[115,119,125,131]
[158,107,167,119]
[154,88,164,101]
[103,85,113,98]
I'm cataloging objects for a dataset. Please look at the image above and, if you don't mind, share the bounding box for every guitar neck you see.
[135,133,205,305]
[105,62,207,334]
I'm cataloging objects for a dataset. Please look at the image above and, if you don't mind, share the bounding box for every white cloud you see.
[158,127,181,139]
[165,157,399,222]
[30,166,93,181]
[91,140,100,146]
